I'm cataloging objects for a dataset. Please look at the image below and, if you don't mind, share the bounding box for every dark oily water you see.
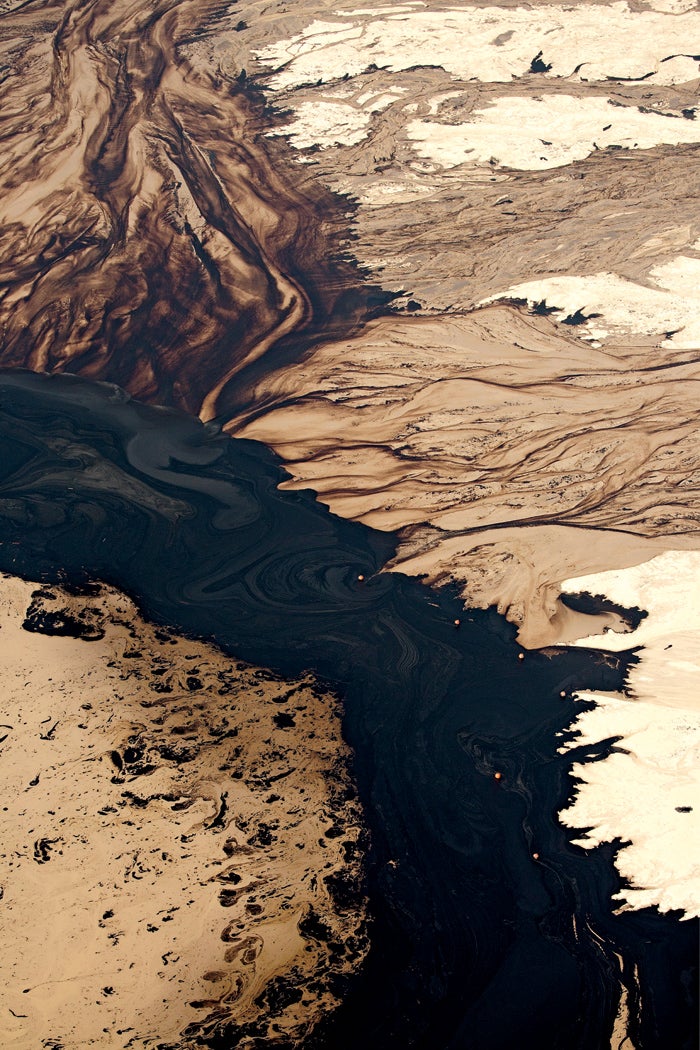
[0,371,696,1050]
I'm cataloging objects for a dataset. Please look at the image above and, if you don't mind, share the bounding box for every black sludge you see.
[0,370,696,1050]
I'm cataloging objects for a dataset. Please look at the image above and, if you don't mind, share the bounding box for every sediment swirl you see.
[0,370,695,1050]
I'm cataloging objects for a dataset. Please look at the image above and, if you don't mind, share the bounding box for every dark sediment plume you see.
[0,370,695,1050]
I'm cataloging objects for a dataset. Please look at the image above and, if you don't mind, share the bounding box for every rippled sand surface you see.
[236,306,700,645]
[229,0,700,646]
[1,0,698,637]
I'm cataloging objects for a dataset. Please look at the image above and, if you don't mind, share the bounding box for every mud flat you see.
[0,575,367,1048]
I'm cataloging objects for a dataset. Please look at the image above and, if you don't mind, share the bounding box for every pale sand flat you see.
[0,575,367,1048]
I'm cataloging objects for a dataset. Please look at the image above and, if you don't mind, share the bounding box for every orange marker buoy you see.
[494,772,502,781]
[518,652,525,661]
[532,852,540,860]
[453,618,461,627]
[357,574,365,582]
[560,690,567,698]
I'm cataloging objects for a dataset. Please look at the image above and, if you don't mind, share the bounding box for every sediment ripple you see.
[0,0,378,419]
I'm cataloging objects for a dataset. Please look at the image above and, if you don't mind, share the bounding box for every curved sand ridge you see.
[0,0,698,1040]
[0,575,368,1048]
[223,0,700,652]
[235,306,700,647]
[1,0,698,644]
[233,0,700,936]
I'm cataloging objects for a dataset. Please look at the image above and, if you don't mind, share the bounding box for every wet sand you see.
[226,0,700,649]
[234,306,700,646]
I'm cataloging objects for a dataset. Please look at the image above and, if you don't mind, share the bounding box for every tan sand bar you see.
[235,306,700,646]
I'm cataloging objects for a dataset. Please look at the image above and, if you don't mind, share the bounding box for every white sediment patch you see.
[254,3,700,89]
[482,256,700,347]
[406,95,700,171]
[560,550,700,703]
[353,178,434,205]
[270,100,373,149]
[558,551,700,918]
[269,88,406,150]
[0,576,367,1048]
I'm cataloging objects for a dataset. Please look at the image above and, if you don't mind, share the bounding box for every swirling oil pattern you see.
[0,371,696,1050]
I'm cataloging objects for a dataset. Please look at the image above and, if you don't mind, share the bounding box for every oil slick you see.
[0,369,697,1050]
